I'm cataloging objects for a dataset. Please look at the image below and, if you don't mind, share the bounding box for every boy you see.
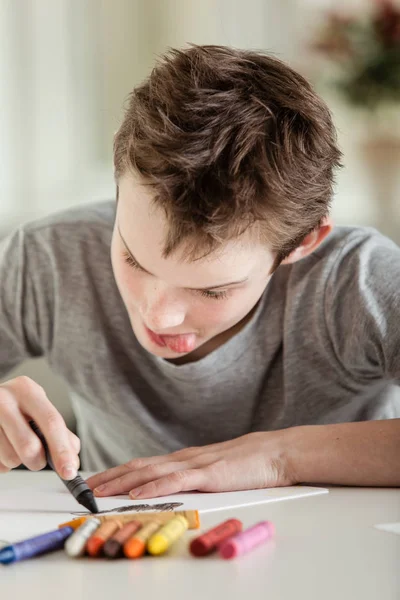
[0,45,399,500]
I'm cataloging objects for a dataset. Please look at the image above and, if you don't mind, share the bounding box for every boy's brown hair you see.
[113,45,342,268]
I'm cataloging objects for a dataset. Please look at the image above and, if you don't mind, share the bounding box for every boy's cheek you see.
[196,297,247,332]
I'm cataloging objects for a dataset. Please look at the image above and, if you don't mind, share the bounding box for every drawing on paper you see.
[72,501,184,516]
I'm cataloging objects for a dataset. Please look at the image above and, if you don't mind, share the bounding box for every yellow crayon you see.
[147,515,189,555]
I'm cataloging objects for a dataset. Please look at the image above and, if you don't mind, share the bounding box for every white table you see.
[0,471,399,599]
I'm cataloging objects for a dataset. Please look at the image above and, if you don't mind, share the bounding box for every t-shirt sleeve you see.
[0,227,55,379]
[324,231,400,383]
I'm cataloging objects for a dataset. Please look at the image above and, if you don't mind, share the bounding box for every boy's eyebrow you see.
[117,225,249,290]
[118,225,152,275]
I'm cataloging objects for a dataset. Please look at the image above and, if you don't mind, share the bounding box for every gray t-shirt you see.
[1,201,399,471]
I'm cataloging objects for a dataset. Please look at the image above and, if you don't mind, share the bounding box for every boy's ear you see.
[281,217,333,265]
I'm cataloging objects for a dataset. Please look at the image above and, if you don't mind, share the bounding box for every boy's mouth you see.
[144,325,197,354]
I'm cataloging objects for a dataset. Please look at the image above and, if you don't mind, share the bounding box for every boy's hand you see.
[0,376,81,479]
[86,431,296,499]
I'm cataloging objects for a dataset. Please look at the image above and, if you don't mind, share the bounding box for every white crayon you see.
[65,518,101,557]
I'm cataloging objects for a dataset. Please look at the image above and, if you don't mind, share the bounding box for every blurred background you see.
[1,0,399,430]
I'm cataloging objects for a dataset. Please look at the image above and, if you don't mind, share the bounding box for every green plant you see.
[311,1,400,109]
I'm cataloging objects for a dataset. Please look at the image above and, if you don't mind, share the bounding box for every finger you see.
[0,426,21,469]
[129,468,208,499]
[86,464,135,491]
[1,377,77,477]
[0,393,46,471]
[68,431,81,456]
[93,461,193,497]
[0,461,10,474]
[67,431,81,470]
[89,449,219,494]
[87,445,227,491]
[35,412,80,480]
[87,442,234,491]
[94,452,221,497]
[86,454,169,490]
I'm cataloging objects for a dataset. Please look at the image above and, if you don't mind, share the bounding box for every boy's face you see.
[111,173,275,361]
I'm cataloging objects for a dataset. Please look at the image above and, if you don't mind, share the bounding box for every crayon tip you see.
[0,547,16,565]
[58,516,88,530]
[86,536,104,557]
[103,539,122,559]
[123,538,146,559]
[77,490,99,514]
[147,535,168,555]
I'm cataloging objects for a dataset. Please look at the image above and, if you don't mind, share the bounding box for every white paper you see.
[0,483,327,514]
[0,483,328,543]
[375,522,400,536]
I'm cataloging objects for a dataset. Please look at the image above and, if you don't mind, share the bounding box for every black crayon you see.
[29,420,98,513]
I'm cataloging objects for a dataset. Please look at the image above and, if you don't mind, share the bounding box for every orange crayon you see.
[58,517,88,531]
[87,520,122,557]
[103,521,142,559]
[123,521,161,559]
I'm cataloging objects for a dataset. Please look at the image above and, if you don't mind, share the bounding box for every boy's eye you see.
[122,249,228,300]
[122,250,144,271]
[199,289,229,301]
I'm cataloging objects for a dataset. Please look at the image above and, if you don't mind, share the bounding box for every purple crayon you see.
[0,527,73,565]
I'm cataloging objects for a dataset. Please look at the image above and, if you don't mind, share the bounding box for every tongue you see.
[163,333,196,354]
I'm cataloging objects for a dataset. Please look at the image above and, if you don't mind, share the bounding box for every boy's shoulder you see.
[303,224,399,280]
[22,200,116,240]
[1,201,117,286]
[315,224,398,261]
[283,224,400,302]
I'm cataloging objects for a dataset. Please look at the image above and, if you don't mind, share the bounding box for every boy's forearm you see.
[285,419,400,487]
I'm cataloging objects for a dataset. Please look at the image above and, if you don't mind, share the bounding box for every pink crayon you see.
[218,520,275,560]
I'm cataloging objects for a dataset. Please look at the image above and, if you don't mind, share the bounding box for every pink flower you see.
[374,0,400,46]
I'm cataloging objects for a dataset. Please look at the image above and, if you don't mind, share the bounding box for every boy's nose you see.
[140,290,186,331]
[145,309,185,331]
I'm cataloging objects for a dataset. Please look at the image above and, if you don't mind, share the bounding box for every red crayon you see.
[190,519,243,557]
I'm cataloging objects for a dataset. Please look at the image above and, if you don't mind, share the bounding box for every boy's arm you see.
[286,419,400,487]
[0,227,49,377]
[87,417,400,499]
[0,227,79,476]
[286,230,400,487]
[324,230,400,385]
[290,231,400,487]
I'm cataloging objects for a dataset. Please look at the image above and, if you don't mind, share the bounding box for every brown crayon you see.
[103,521,142,559]
[87,520,122,557]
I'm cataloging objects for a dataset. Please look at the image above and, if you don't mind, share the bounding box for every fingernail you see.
[94,485,106,494]
[129,488,142,498]
[62,464,77,480]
